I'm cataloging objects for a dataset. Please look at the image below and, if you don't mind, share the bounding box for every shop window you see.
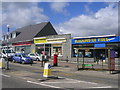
[53,47,62,56]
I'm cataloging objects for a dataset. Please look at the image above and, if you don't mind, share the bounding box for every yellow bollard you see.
[43,63,51,77]
[0,58,5,69]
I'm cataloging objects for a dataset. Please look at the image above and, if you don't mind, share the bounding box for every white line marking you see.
[0,74,10,77]
[41,82,79,83]
[27,80,61,88]
[65,78,98,85]
[91,86,112,88]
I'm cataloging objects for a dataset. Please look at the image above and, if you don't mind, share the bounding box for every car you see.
[28,53,42,61]
[12,53,33,64]
[1,49,15,62]
[0,53,7,58]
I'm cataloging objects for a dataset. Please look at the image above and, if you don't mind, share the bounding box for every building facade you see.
[34,34,71,60]
[2,22,58,53]
[71,35,120,61]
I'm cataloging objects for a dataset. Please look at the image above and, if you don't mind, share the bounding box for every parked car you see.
[1,49,15,62]
[12,53,33,64]
[28,53,42,61]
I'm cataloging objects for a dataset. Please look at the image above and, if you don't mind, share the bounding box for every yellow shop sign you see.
[34,38,47,44]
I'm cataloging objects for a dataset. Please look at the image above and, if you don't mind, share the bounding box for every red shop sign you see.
[13,41,32,46]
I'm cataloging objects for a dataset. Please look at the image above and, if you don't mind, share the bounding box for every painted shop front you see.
[34,34,71,60]
[12,41,34,53]
[72,35,120,60]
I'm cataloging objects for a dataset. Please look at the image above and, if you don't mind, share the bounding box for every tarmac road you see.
[1,61,119,89]
[2,74,48,88]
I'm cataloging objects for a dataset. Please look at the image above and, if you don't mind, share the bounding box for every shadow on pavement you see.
[38,76,65,82]
[111,70,120,74]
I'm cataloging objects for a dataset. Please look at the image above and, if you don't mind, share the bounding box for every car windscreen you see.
[30,54,35,56]
[4,50,14,53]
[22,54,29,57]
[36,54,40,56]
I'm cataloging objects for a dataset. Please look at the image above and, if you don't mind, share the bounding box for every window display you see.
[53,47,62,56]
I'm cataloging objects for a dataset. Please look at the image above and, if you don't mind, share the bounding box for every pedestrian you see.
[102,54,106,63]
[30,60,33,66]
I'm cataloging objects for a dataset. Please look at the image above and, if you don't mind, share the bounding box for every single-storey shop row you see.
[71,34,120,61]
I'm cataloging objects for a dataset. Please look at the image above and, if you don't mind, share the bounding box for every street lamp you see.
[6,24,10,70]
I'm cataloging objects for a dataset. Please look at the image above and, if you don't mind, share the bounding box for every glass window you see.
[22,54,29,57]
[30,54,35,56]
[12,32,16,38]
[53,47,62,56]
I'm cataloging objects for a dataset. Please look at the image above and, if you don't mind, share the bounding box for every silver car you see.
[28,53,42,61]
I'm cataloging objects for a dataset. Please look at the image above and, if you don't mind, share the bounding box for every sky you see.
[0,1,119,38]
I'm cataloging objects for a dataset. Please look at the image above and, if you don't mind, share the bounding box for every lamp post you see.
[6,24,10,70]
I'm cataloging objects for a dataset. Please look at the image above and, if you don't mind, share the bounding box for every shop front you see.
[12,41,33,53]
[72,35,120,71]
[34,37,66,57]
[72,35,120,59]
[34,34,71,60]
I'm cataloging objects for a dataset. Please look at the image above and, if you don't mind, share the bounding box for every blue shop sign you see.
[119,36,120,41]
[72,36,119,44]
[94,43,106,48]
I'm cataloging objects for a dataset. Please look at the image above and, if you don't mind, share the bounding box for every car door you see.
[13,54,18,61]
[18,55,22,62]
[29,54,36,60]
[14,54,21,62]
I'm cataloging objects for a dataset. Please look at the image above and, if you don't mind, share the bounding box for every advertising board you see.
[72,36,119,44]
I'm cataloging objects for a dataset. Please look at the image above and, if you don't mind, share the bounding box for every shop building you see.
[71,34,120,61]
[2,22,58,53]
[34,34,71,60]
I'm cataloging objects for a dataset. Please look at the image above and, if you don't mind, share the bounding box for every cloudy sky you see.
[1,1,119,37]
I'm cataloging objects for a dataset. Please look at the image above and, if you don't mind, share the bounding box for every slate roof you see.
[2,22,58,44]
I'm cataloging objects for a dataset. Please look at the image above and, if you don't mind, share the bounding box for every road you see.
[2,74,48,88]
[1,61,119,89]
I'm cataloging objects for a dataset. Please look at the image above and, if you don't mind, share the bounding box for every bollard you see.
[43,63,51,78]
[0,58,5,69]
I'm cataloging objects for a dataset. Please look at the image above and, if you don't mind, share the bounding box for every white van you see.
[1,49,15,61]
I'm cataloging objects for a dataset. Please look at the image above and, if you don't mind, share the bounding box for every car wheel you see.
[21,61,25,64]
[12,59,15,63]
[36,58,39,61]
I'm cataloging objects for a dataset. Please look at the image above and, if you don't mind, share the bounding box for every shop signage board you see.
[34,38,66,44]
[110,50,115,70]
[47,38,66,43]
[94,43,106,48]
[13,41,32,46]
[72,36,119,44]
[34,38,47,44]
[119,36,120,41]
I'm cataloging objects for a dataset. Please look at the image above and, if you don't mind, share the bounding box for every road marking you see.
[0,74,10,77]
[27,80,61,88]
[59,76,98,85]
[41,82,79,83]
[91,86,112,88]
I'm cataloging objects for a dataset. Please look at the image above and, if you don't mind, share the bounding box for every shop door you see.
[94,49,106,62]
